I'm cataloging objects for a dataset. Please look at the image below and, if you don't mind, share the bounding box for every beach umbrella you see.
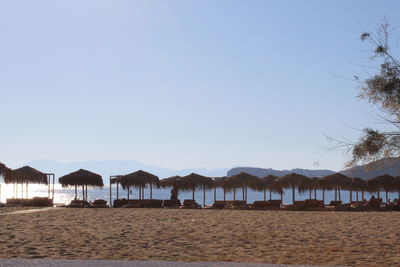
[260,175,282,201]
[297,177,318,200]
[227,172,261,203]
[59,169,103,201]
[4,166,48,199]
[367,175,397,203]
[176,173,213,206]
[120,170,160,199]
[212,177,231,202]
[278,173,308,204]
[351,178,367,202]
[321,173,352,202]
[0,162,10,177]
[160,176,181,188]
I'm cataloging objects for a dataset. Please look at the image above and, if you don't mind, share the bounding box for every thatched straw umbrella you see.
[297,177,319,200]
[59,169,103,201]
[120,170,160,200]
[278,173,308,204]
[351,178,367,202]
[212,177,232,202]
[259,175,283,201]
[4,166,49,199]
[367,175,398,203]
[227,172,261,203]
[321,173,352,202]
[0,163,11,202]
[160,176,182,201]
[175,173,213,206]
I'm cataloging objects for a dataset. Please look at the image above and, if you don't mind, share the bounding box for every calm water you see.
[1,183,397,205]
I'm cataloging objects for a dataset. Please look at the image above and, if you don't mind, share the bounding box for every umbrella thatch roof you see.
[0,162,11,177]
[367,175,398,193]
[278,173,308,189]
[175,173,213,191]
[4,166,48,184]
[110,176,122,184]
[297,177,319,193]
[120,170,160,190]
[59,169,103,188]
[351,177,367,190]
[259,175,283,194]
[160,176,182,188]
[321,173,352,189]
[227,172,261,190]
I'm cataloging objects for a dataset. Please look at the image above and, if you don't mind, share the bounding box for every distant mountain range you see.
[341,157,400,179]
[22,160,230,181]
[229,157,400,179]
[11,157,400,183]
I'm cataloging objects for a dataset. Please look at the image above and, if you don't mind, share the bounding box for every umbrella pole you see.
[377,191,380,199]
[223,188,226,201]
[233,188,236,201]
[21,183,24,199]
[322,189,325,205]
[314,188,317,200]
[203,186,206,207]
[26,183,28,199]
[242,187,245,201]
[350,189,352,204]
[52,174,55,200]
[109,177,112,207]
[356,190,359,202]
[338,188,341,202]
[192,189,195,201]
[82,186,84,202]
[142,186,145,199]
[48,175,50,198]
[127,186,130,200]
[75,185,77,200]
[386,191,388,204]
[264,188,266,201]
[334,188,337,201]
[116,182,119,200]
[213,187,216,202]
[138,187,141,199]
[292,185,295,204]
[86,185,88,201]
[150,184,153,200]
[270,189,272,201]
[362,189,364,201]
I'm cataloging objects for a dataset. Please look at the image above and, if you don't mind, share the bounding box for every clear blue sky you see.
[1,0,400,171]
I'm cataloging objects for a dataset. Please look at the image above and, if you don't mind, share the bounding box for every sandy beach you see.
[0,208,399,266]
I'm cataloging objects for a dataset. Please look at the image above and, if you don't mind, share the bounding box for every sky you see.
[1,0,400,171]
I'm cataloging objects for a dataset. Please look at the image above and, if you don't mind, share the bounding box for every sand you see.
[0,208,399,266]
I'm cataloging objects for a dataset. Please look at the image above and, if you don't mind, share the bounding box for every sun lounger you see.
[162,199,181,208]
[327,200,342,207]
[304,199,324,208]
[113,198,128,208]
[358,198,382,211]
[180,199,200,209]
[211,201,228,209]
[270,200,282,209]
[91,199,108,208]
[252,201,271,210]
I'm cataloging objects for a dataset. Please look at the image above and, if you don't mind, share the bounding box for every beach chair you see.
[162,199,180,208]
[359,198,382,211]
[305,199,324,208]
[252,201,271,210]
[6,198,22,206]
[211,201,228,209]
[327,200,342,207]
[146,199,163,208]
[181,199,200,209]
[269,200,282,210]
[113,198,128,208]
[126,199,143,208]
[91,199,108,208]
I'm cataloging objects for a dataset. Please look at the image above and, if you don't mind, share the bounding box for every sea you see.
[0,183,397,205]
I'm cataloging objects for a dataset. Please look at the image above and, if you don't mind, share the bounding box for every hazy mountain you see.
[23,160,230,182]
[341,157,400,179]
[227,167,335,178]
